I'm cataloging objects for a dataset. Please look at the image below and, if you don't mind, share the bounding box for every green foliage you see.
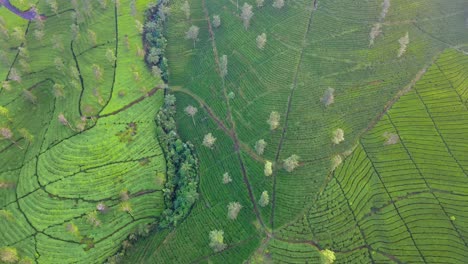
[143,0,169,82]
[156,94,199,228]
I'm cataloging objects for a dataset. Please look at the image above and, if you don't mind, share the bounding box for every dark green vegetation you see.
[0,0,167,263]
[125,0,468,263]
[156,96,200,228]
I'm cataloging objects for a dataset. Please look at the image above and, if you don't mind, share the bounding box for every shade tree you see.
[209,230,227,252]
[227,202,242,220]
[283,154,300,172]
[241,3,254,29]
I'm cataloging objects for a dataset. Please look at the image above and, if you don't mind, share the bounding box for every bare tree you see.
[203,133,216,148]
[135,19,144,34]
[2,81,11,91]
[283,154,299,172]
[46,0,58,14]
[9,68,21,83]
[23,90,37,104]
[0,247,19,263]
[181,1,190,20]
[209,230,227,252]
[320,87,335,107]
[53,83,65,98]
[256,0,265,7]
[369,23,381,46]
[88,30,97,46]
[227,202,242,220]
[98,0,108,9]
[258,191,269,207]
[213,15,221,28]
[92,64,103,81]
[383,132,399,145]
[130,0,137,17]
[267,111,280,130]
[219,55,228,80]
[34,29,44,42]
[70,23,80,40]
[272,0,285,9]
[332,128,344,144]
[222,172,232,184]
[331,155,342,171]
[397,32,409,58]
[0,127,13,140]
[184,105,198,124]
[185,25,199,48]
[241,3,254,29]
[256,33,267,49]
[106,48,116,64]
[58,113,71,128]
[255,139,267,155]
[151,65,162,77]
[86,211,101,227]
[264,160,273,176]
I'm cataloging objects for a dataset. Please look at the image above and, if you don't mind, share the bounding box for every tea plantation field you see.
[0,0,166,263]
[126,0,468,263]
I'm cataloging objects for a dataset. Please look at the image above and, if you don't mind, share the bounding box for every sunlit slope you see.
[127,0,468,263]
[277,48,468,263]
[0,0,165,263]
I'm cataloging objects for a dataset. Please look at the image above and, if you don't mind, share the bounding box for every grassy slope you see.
[0,1,165,263]
[127,0,468,263]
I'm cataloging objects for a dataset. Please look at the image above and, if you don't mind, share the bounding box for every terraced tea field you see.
[0,0,166,263]
[2,0,468,263]
[126,0,468,263]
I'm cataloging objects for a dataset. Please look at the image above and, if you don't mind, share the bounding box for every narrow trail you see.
[270,0,317,230]
[201,0,266,229]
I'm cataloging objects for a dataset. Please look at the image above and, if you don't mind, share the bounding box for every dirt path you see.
[270,0,317,230]
[201,0,266,229]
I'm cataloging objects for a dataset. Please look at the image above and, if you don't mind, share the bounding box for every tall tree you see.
[0,247,19,263]
[264,160,273,176]
[184,105,198,124]
[267,111,280,130]
[320,87,335,107]
[219,55,228,80]
[185,25,199,48]
[203,133,216,148]
[255,139,267,155]
[331,128,344,144]
[181,1,190,20]
[283,154,300,172]
[209,230,227,252]
[258,191,269,207]
[212,15,221,28]
[227,202,242,220]
[241,3,253,29]
[256,33,267,49]
[273,0,285,9]
[222,172,232,184]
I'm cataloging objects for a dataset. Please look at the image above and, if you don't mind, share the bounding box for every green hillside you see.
[126,0,468,263]
[0,1,166,263]
[1,0,468,263]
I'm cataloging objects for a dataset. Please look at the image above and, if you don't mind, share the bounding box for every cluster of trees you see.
[156,94,200,228]
[143,0,169,82]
